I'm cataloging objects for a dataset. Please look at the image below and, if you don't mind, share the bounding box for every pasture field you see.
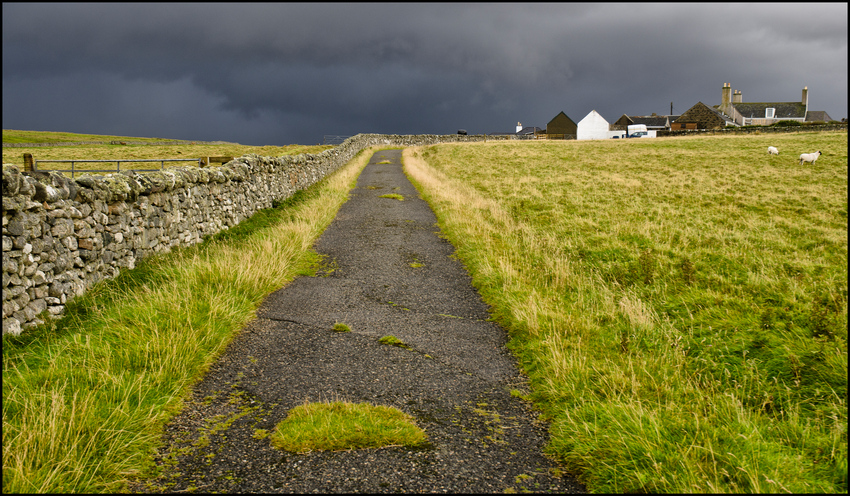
[2,129,332,174]
[403,131,847,493]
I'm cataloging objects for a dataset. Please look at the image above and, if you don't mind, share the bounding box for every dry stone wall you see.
[2,133,485,335]
[658,123,847,137]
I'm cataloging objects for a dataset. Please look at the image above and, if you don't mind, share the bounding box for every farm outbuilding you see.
[577,110,610,140]
[545,111,577,139]
[805,110,834,122]
[611,114,675,131]
[671,101,732,130]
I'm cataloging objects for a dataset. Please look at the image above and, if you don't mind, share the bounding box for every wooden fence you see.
[21,153,234,178]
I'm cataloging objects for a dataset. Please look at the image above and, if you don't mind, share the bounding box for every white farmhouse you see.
[577,110,610,140]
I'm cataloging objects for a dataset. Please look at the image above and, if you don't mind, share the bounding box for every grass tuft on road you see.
[269,401,426,452]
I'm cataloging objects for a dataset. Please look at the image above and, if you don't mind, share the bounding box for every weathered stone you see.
[77,202,92,217]
[53,253,72,272]
[3,299,20,318]
[18,176,36,198]
[32,284,48,298]
[75,174,100,189]
[6,219,25,236]
[32,180,61,203]
[23,262,37,277]
[15,291,30,309]
[2,317,22,336]
[108,202,127,215]
[62,236,78,251]
[6,285,24,299]
[2,196,29,212]
[101,175,133,202]
[2,165,22,196]
[30,238,44,254]
[48,282,65,297]
[2,254,19,274]
[51,218,75,238]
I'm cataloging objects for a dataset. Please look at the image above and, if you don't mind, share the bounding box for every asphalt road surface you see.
[136,149,586,493]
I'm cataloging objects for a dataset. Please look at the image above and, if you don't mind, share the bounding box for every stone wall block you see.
[2,165,23,196]
[51,219,75,238]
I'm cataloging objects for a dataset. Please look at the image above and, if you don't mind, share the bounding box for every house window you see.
[766,108,776,119]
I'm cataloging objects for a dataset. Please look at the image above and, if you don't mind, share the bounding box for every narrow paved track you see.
[138,150,585,493]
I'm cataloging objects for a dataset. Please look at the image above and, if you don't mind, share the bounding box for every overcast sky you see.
[3,3,847,146]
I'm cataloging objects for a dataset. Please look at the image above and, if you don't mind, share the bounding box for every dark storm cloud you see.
[3,3,847,145]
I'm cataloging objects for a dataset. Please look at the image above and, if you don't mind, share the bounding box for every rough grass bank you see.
[403,131,847,493]
[1,146,379,493]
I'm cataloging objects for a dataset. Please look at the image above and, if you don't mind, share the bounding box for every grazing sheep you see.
[767,146,779,155]
[799,151,822,165]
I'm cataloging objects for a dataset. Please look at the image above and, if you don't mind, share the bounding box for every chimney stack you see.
[733,90,742,103]
[516,122,523,133]
[802,86,808,109]
[721,83,732,114]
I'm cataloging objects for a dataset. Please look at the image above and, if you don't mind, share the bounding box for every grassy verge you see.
[1,146,381,493]
[403,132,847,493]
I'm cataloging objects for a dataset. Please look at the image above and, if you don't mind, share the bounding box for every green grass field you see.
[403,131,847,492]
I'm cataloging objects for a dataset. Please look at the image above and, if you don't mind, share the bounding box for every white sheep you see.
[799,151,822,166]
[767,146,779,155]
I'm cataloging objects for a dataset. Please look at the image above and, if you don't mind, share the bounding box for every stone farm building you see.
[671,101,735,130]
[715,83,834,126]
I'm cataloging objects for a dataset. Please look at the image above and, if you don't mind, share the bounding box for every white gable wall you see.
[577,110,610,140]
